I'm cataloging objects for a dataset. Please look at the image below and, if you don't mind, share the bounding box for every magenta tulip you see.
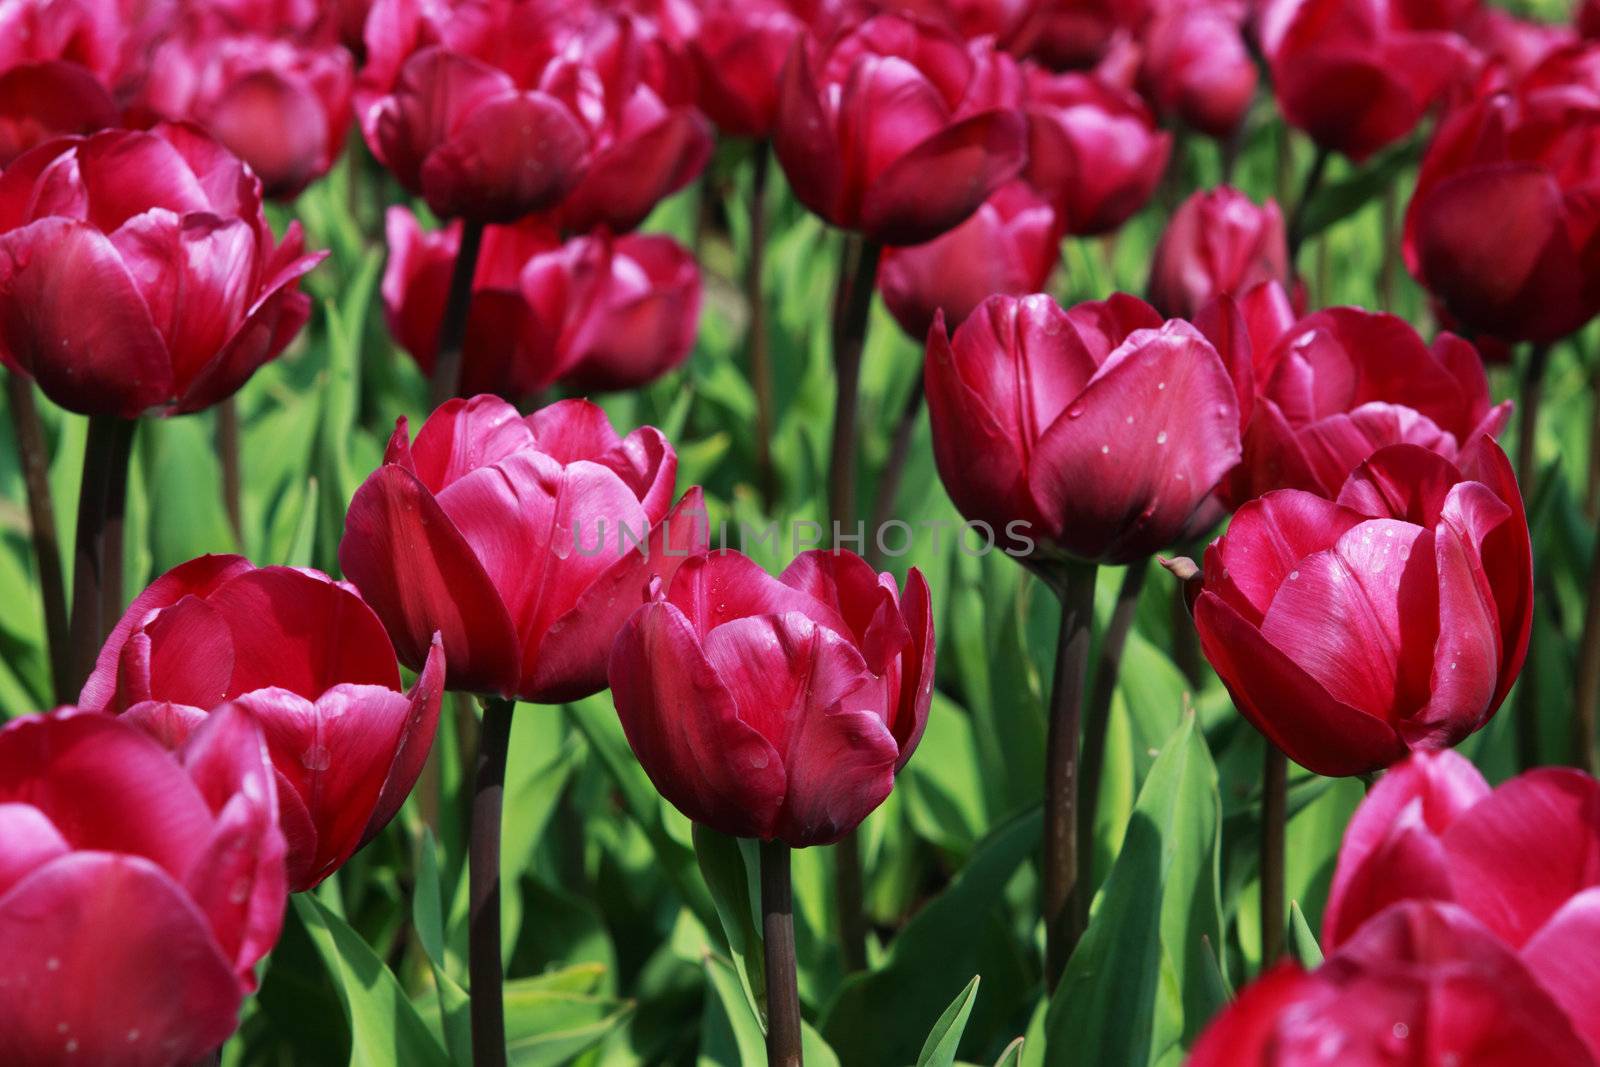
[1147,186,1289,319]
[0,123,325,417]
[0,0,173,98]
[688,0,810,138]
[878,180,1062,339]
[383,207,701,397]
[340,396,708,702]
[1192,439,1533,777]
[1138,3,1257,139]
[0,60,118,165]
[76,555,445,892]
[925,292,1241,567]
[0,707,285,1065]
[1023,64,1171,234]
[1404,45,1600,343]
[773,12,1029,245]
[608,549,934,846]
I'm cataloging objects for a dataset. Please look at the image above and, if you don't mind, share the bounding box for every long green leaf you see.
[916,975,981,1067]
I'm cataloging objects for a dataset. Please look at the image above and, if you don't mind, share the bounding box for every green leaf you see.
[503,979,634,1067]
[414,832,471,1065]
[916,975,981,1067]
[994,1037,1026,1067]
[693,825,766,1023]
[1289,902,1324,967]
[292,895,452,1067]
[698,954,838,1067]
[1296,140,1421,244]
[1044,712,1222,1067]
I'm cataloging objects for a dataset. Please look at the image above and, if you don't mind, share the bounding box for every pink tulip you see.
[1147,186,1289,319]
[0,707,285,1065]
[688,0,811,138]
[0,0,174,98]
[1139,2,1257,139]
[340,396,708,702]
[77,556,445,892]
[608,549,934,846]
[0,60,118,165]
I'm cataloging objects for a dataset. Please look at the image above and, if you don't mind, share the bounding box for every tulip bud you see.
[1138,4,1257,140]
[1404,46,1600,343]
[608,549,934,846]
[1193,439,1533,777]
[773,13,1029,245]
[0,707,286,1063]
[925,292,1242,568]
[340,396,709,703]
[0,124,326,418]
[878,181,1063,339]
[1022,64,1171,235]
[77,555,446,891]
[1256,0,1475,161]
[1147,186,1288,319]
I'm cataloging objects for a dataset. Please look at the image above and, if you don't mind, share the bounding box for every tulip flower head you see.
[340,395,708,703]
[608,549,934,846]
[1138,2,1257,139]
[76,555,445,891]
[0,60,118,165]
[925,292,1242,570]
[1147,185,1289,319]
[1192,439,1533,777]
[773,12,1030,245]
[0,123,325,417]
[0,707,285,1065]
[688,0,811,138]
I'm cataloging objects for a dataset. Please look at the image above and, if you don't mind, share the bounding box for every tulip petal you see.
[74,129,215,231]
[422,90,589,223]
[862,108,1027,245]
[1187,964,1313,1067]
[0,853,241,1066]
[0,218,172,417]
[361,634,445,850]
[525,398,625,464]
[1457,436,1533,711]
[773,40,847,227]
[1194,592,1404,776]
[408,395,539,492]
[123,594,235,711]
[556,109,713,233]
[121,700,208,749]
[1405,508,1503,748]
[1522,887,1600,1063]
[595,425,678,523]
[0,803,69,898]
[1336,442,1465,525]
[1441,768,1600,948]
[1296,403,1455,496]
[608,600,785,839]
[666,551,851,641]
[1027,321,1242,563]
[779,550,908,675]
[1210,490,1367,625]
[891,568,934,766]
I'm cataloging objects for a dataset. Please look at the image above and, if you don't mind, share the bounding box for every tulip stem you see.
[1044,561,1098,990]
[747,145,777,510]
[865,380,925,569]
[1261,742,1287,969]
[1286,146,1330,264]
[1513,343,1550,772]
[827,236,883,531]
[430,219,485,409]
[1079,559,1149,899]
[67,414,136,694]
[6,374,71,703]
[218,397,244,547]
[469,696,514,1067]
[761,839,804,1067]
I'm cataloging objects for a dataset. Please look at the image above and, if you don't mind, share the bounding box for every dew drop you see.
[45,957,59,972]
[1393,1023,1410,1040]
[64,1039,77,1054]
[1157,381,1166,390]
[56,1023,68,1034]
[1155,431,1168,445]
[1125,415,1135,424]
[1100,444,1110,455]
[127,1030,140,1044]
[1288,570,1299,581]
[301,744,331,771]
[1066,403,1086,419]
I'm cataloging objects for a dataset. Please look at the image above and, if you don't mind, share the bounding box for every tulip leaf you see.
[916,975,981,1067]
[994,1037,1026,1067]
[292,894,453,1067]
[415,831,472,1065]
[821,806,1043,1066]
[1289,901,1324,967]
[1295,139,1422,245]
[693,825,766,1023]
[698,953,840,1067]
[1043,712,1222,1067]
[503,979,635,1067]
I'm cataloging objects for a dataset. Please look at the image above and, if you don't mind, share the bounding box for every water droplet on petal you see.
[1066,403,1086,419]
[1100,444,1110,455]
[1155,431,1168,445]
[1288,570,1299,581]
[302,744,331,771]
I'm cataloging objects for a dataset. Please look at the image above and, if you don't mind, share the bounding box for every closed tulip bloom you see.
[1188,902,1599,1067]
[0,707,285,1066]
[383,207,701,396]
[1404,47,1600,343]
[925,292,1242,567]
[1205,294,1512,505]
[0,60,118,165]
[688,0,810,138]
[1139,3,1257,139]
[1147,185,1288,318]
[1023,64,1171,234]
[608,549,934,846]
[76,555,445,892]
[1256,0,1474,161]
[0,123,325,417]
[0,0,174,97]
[773,13,1029,245]
[341,396,708,702]
[1193,439,1533,777]
[138,31,355,199]
[878,180,1062,339]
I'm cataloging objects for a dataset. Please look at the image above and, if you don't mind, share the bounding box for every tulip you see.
[878,180,1062,339]
[1256,0,1475,161]
[1147,186,1289,319]
[1203,290,1513,506]
[382,207,702,396]
[1585,0,1600,41]
[0,123,325,418]
[1192,438,1533,777]
[1138,3,1257,139]
[0,707,285,1065]
[773,12,1029,245]
[137,30,355,199]
[688,0,810,138]
[1023,64,1171,235]
[1014,0,1140,70]
[1189,901,1599,1067]
[0,60,118,165]
[1463,9,1575,80]
[340,395,708,702]
[925,292,1242,568]
[608,548,934,846]
[0,0,174,97]
[886,0,1042,46]
[76,555,445,892]
[1404,46,1600,343]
